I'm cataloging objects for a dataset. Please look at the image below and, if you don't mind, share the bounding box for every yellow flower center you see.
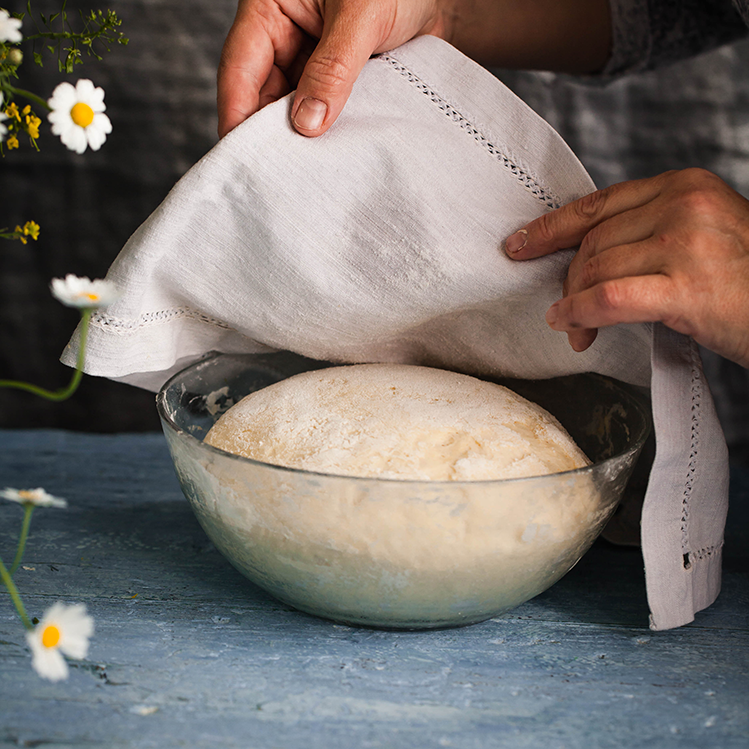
[18,490,36,500]
[70,102,95,128]
[77,292,100,302]
[42,625,61,649]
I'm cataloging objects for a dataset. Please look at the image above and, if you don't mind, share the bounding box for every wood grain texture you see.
[1,430,747,749]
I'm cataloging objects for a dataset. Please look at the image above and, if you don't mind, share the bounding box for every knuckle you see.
[593,280,623,314]
[671,168,725,212]
[532,212,558,246]
[303,55,352,93]
[572,188,610,222]
[679,166,718,186]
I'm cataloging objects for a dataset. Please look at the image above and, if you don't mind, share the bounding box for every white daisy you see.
[0,9,23,43]
[47,79,112,154]
[26,603,95,682]
[0,487,67,508]
[50,274,120,309]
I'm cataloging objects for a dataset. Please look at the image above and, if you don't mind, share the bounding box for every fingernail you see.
[293,98,327,132]
[546,302,559,327]
[505,229,528,255]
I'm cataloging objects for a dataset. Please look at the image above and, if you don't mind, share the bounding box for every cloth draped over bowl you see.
[61,36,728,631]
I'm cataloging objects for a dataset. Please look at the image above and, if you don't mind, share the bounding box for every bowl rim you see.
[156,352,652,487]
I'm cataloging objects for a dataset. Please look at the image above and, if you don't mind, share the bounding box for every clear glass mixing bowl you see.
[157,352,651,629]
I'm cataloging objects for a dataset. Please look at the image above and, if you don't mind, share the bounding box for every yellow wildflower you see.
[24,113,41,140]
[5,102,20,121]
[7,134,19,150]
[22,221,40,240]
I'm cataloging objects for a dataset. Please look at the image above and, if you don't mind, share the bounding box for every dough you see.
[204,364,590,480]
[177,364,609,627]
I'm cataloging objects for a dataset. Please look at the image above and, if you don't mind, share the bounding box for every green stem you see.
[10,505,34,576]
[24,31,89,41]
[2,86,51,112]
[0,556,33,630]
[0,309,91,401]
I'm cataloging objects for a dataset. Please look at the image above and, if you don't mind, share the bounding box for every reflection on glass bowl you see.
[157,352,651,630]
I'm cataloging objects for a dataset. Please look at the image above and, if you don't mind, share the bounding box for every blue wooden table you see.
[1,429,747,748]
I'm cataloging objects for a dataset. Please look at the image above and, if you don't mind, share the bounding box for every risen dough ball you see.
[204,364,589,480]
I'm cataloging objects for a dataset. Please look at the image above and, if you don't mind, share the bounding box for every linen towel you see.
[62,36,728,630]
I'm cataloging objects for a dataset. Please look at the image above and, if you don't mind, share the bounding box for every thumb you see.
[290,6,382,136]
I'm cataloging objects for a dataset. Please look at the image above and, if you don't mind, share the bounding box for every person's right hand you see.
[217,0,453,139]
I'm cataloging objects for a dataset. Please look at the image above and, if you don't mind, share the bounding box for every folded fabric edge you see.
[642,325,729,630]
[59,312,276,392]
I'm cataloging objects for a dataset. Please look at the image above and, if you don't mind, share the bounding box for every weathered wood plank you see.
[1,430,747,749]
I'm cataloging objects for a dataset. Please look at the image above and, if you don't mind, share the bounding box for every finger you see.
[257,65,292,110]
[505,174,670,260]
[560,224,661,353]
[547,274,676,333]
[290,4,386,136]
[564,238,665,299]
[217,3,303,138]
[284,35,316,90]
[567,328,598,352]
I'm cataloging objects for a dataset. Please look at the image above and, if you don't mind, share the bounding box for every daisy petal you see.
[27,632,70,682]
[74,79,97,100]
[47,82,77,110]
[63,126,88,154]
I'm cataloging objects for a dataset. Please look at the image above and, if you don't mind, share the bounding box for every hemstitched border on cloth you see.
[91,306,234,335]
[379,53,564,211]
[681,339,702,555]
[689,543,723,562]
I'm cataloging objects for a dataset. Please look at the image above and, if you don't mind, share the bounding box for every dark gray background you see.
[2,1,748,462]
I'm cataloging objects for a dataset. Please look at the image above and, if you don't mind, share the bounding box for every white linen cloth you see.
[62,36,728,630]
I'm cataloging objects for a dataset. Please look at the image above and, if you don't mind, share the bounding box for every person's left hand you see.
[503,168,749,368]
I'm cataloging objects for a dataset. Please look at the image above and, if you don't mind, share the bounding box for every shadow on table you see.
[72,465,747,632]
[75,500,288,613]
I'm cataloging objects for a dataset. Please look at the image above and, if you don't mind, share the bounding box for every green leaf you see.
[33,52,43,67]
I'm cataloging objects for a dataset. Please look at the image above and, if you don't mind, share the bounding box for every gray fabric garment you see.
[606,0,749,74]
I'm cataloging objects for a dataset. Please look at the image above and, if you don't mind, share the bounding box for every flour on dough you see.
[204,364,590,480]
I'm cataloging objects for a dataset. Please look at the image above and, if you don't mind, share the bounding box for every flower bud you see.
[7,48,23,67]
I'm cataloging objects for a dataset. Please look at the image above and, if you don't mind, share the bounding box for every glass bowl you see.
[156,352,651,629]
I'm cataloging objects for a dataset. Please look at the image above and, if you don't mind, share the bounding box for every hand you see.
[217,0,452,139]
[216,0,612,139]
[504,168,749,368]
